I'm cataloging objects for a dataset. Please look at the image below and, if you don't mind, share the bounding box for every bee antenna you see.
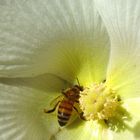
[76,77,80,86]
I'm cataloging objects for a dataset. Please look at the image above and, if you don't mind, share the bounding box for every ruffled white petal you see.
[0,75,66,140]
[0,0,109,81]
[111,98,140,140]
[95,0,140,98]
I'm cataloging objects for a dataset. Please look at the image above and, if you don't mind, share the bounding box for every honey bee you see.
[44,79,85,127]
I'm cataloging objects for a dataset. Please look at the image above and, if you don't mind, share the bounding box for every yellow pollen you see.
[79,83,121,121]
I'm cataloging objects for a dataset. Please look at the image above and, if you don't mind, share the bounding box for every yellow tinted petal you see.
[0,0,109,81]
[96,0,140,99]
[56,121,111,140]
[0,75,67,140]
[111,98,140,140]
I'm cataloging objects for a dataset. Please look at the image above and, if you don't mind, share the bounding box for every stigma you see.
[79,83,121,121]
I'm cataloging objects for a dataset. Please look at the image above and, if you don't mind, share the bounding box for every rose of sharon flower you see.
[0,0,140,140]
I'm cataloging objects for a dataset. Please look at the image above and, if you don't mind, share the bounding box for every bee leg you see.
[102,79,106,83]
[44,101,60,113]
[73,106,86,120]
[75,100,79,103]
[61,90,65,95]
[79,112,86,120]
[62,90,68,98]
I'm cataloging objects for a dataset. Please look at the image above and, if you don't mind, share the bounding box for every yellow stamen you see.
[79,83,121,121]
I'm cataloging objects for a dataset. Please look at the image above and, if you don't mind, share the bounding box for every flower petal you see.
[96,0,140,98]
[0,75,66,140]
[55,121,111,140]
[0,0,109,80]
[111,98,140,140]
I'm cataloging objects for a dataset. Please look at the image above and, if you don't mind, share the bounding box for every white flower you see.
[0,0,140,140]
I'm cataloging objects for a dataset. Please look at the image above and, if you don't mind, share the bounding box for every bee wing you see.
[50,95,63,106]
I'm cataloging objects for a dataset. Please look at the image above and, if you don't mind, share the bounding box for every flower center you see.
[79,83,121,121]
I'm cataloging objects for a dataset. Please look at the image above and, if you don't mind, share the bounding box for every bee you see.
[44,79,85,127]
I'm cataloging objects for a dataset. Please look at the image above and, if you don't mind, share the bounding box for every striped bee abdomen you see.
[58,100,73,126]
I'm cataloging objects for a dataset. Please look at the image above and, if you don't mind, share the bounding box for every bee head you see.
[74,85,84,91]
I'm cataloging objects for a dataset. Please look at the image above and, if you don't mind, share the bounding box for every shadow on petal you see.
[66,117,84,130]
[0,73,71,93]
[133,121,140,139]
[104,105,132,133]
